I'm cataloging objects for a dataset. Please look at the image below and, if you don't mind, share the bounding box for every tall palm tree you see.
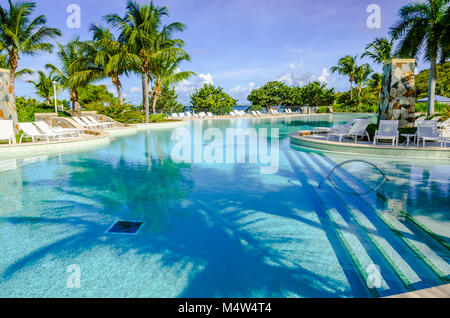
[46,40,93,116]
[390,0,449,116]
[0,0,61,99]
[331,55,358,101]
[362,37,396,65]
[85,25,140,104]
[27,70,58,105]
[105,0,186,123]
[149,37,195,114]
[354,63,373,102]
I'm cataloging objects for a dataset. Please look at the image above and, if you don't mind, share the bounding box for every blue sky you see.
[2,0,423,105]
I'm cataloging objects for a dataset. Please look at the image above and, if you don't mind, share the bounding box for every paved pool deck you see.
[387,283,450,298]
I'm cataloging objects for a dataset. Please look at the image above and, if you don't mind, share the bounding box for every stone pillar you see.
[380,59,416,127]
[0,68,18,132]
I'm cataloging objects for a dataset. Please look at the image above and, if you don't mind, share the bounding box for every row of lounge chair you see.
[0,115,117,144]
[71,116,117,130]
[18,121,84,143]
[312,118,449,147]
[169,109,303,119]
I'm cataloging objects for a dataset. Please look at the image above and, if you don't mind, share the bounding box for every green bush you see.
[16,96,71,122]
[148,113,168,123]
[333,103,378,113]
[83,102,145,123]
[190,84,237,115]
[414,102,448,113]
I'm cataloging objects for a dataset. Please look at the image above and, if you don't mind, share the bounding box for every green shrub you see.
[190,84,237,115]
[148,114,168,123]
[16,96,71,122]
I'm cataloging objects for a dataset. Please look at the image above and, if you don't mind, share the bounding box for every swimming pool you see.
[0,114,448,298]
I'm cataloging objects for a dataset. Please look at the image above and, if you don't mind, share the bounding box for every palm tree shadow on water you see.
[1,141,359,297]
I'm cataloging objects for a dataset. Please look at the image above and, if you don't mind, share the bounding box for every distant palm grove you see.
[0,0,449,123]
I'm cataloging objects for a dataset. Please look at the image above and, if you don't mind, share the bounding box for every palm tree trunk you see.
[142,72,150,123]
[427,57,437,116]
[349,80,353,101]
[112,76,123,104]
[152,93,157,115]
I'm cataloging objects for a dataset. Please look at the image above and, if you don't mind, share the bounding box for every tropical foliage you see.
[415,62,450,98]
[26,70,59,106]
[390,0,449,115]
[105,0,189,122]
[247,81,335,108]
[0,1,61,95]
[153,83,185,114]
[190,84,237,115]
[331,55,358,101]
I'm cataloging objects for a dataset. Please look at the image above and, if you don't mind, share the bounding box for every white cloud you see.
[229,82,255,104]
[175,73,214,99]
[274,63,331,86]
[318,68,330,83]
[129,86,141,94]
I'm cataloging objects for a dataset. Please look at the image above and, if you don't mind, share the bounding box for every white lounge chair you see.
[373,120,399,146]
[0,120,15,144]
[35,121,84,138]
[328,119,371,143]
[185,112,192,118]
[256,111,263,116]
[313,119,357,135]
[178,113,186,119]
[171,113,179,119]
[72,117,95,129]
[18,122,64,143]
[80,117,104,129]
[229,111,236,117]
[87,116,116,128]
[417,121,441,147]
[199,112,207,118]
[206,112,214,118]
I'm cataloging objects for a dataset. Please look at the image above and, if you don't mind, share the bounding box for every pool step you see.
[285,148,448,297]
[302,153,445,291]
[313,153,450,284]
[284,148,409,297]
[289,151,415,297]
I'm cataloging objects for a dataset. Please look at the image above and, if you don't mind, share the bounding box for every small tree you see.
[247,81,290,109]
[154,83,184,113]
[190,84,237,115]
[302,81,335,106]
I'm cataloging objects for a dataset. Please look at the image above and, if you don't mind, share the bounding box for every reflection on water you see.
[0,114,448,297]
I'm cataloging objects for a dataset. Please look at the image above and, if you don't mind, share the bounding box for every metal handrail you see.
[318,159,391,195]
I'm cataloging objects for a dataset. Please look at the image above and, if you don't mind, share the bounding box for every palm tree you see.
[0,0,61,99]
[331,55,358,101]
[46,40,93,116]
[149,38,195,114]
[0,53,33,78]
[390,0,449,116]
[367,72,383,101]
[105,0,186,123]
[85,25,140,104]
[354,63,373,102]
[27,70,58,105]
[362,37,396,65]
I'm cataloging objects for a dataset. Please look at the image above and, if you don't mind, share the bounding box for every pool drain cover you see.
[108,221,144,234]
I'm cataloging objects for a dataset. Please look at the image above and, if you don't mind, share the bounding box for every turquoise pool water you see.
[0,114,448,298]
